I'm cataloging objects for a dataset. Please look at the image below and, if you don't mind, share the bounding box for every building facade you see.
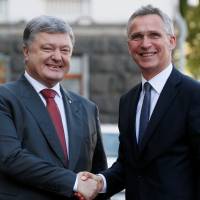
[0,0,182,123]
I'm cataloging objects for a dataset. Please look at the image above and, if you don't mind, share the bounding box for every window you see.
[61,54,89,97]
[0,53,10,83]
[0,0,8,22]
[45,0,91,22]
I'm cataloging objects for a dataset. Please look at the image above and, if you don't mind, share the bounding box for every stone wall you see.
[74,34,140,122]
[0,23,140,123]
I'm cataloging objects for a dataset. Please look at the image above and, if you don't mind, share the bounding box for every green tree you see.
[180,1,200,79]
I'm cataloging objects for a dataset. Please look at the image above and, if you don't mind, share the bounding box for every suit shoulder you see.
[180,73,200,91]
[170,69,200,101]
[0,81,19,97]
[0,81,16,89]
[65,90,97,108]
[120,83,141,102]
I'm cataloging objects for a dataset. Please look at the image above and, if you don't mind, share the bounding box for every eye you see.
[61,48,71,54]
[129,33,143,41]
[41,46,53,52]
[149,32,161,39]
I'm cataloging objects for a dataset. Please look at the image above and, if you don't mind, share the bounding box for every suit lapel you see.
[128,84,142,157]
[61,88,82,170]
[139,68,182,152]
[18,76,67,166]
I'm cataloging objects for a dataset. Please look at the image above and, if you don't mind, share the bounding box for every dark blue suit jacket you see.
[103,68,200,200]
[0,75,107,200]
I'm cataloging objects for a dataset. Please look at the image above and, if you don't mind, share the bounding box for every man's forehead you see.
[133,14,163,21]
[30,32,73,47]
[130,14,164,27]
[33,32,71,41]
[129,16,165,32]
[130,30,163,35]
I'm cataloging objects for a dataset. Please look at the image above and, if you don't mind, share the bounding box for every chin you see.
[45,75,63,85]
[140,65,154,70]
[140,61,158,68]
[48,71,65,79]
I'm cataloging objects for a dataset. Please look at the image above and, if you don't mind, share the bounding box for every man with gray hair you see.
[0,15,107,200]
[81,5,200,200]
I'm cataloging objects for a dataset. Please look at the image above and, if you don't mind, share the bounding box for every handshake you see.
[75,172,104,200]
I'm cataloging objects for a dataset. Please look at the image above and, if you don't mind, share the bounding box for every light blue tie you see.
[138,82,151,144]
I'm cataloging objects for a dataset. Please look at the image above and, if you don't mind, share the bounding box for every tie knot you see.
[41,89,57,99]
[143,82,151,92]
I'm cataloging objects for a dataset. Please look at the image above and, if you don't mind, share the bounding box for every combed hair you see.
[23,15,75,46]
[127,5,175,37]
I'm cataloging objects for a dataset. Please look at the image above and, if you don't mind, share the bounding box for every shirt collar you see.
[141,64,173,94]
[24,71,62,97]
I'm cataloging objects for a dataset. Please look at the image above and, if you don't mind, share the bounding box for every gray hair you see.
[23,15,75,47]
[127,5,175,37]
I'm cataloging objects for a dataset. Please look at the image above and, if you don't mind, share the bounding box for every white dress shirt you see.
[24,71,69,155]
[135,64,173,142]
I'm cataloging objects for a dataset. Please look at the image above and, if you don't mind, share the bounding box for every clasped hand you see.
[75,172,104,200]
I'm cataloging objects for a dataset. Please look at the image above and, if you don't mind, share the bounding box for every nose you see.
[141,36,152,49]
[51,50,62,61]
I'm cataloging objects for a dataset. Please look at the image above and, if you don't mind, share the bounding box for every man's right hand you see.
[77,172,103,200]
[80,172,104,192]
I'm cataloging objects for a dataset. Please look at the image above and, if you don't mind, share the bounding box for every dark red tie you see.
[41,89,68,160]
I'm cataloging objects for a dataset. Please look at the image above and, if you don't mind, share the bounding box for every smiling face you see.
[23,32,73,87]
[127,14,176,80]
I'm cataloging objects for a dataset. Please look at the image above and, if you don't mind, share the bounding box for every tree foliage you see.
[180,1,200,79]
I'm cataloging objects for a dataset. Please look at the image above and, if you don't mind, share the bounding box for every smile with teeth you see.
[47,64,62,68]
[140,52,156,57]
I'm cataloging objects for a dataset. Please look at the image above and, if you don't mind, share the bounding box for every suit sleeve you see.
[188,86,200,199]
[100,97,125,198]
[91,105,107,173]
[0,88,76,197]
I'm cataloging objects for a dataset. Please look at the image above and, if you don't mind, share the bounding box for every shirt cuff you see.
[98,174,107,193]
[73,175,78,191]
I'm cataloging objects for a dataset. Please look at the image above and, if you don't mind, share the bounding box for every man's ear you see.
[169,35,176,50]
[23,45,29,62]
[127,40,132,55]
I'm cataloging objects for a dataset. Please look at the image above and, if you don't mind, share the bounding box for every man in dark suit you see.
[80,5,200,200]
[0,15,107,200]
